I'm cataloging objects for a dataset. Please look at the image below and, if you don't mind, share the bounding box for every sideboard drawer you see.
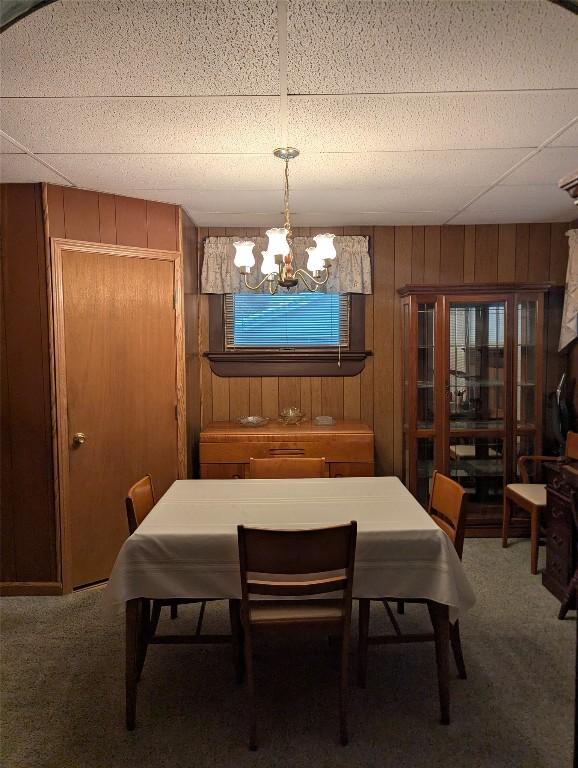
[200,437,374,464]
[330,462,374,478]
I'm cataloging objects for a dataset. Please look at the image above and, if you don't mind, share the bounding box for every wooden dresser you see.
[199,420,374,479]
[543,461,578,604]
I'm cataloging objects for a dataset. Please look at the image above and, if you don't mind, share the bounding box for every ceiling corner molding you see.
[0,0,57,34]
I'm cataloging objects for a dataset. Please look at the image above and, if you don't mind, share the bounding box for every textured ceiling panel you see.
[0,0,278,96]
[501,148,578,186]
[551,121,578,147]
[0,97,280,153]
[184,209,452,227]
[30,148,529,192]
[451,184,576,223]
[0,136,22,152]
[32,153,282,190]
[288,92,578,152]
[287,1,578,94]
[0,154,68,183]
[290,186,483,214]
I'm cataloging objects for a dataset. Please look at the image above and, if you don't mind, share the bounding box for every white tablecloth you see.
[103,477,475,622]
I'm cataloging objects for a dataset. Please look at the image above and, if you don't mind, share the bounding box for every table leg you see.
[126,599,139,731]
[229,599,244,684]
[428,601,450,725]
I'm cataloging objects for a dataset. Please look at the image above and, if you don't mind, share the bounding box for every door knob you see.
[72,432,86,447]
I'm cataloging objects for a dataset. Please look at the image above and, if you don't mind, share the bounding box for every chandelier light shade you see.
[260,250,280,275]
[313,233,337,261]
[264,227,290,258]
[234,147,336,293]
[233,240,256,270]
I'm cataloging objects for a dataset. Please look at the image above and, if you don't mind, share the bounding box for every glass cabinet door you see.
[447,299,508,506]
[515,297,541,476]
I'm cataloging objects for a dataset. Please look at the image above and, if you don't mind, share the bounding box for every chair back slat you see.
[125,475,155,534]
[238,522,357,599]
[428,471,467,558]
[566,431,578,460]
[248,457,327,479]
[246,575,348,597]
[239,524,355,574]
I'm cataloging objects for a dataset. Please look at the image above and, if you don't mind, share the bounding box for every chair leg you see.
[502,493,512,548]
[357,599,370,688]
[397,600,405,615]
[339,625,350,746]
[449,620,467,680]
[125,599,139,731]
[149,601,162,639]
[195,600,207,636]
[229,599,244,683]
[242,619,257,750]
[170,603,178,620]
[427,602,450,725]
[530,508,540,575]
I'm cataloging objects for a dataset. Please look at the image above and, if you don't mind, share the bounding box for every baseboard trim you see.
[0,581,63,596]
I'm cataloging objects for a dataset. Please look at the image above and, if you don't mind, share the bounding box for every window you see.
[225,293,349,349]
[207,293,367,377]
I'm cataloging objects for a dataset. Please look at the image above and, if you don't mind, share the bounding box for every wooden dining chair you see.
[358,471,468,721]
[237,521,357,750]
[502,447,571,575]
[125,476,208,651]
[248,457,328,479]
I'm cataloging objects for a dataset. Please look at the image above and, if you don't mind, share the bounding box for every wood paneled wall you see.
[1,183,183,589]
[194,223,570,476]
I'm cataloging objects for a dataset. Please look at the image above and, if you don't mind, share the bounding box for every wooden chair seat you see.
[249,599,344,624]
[506,483,547,507]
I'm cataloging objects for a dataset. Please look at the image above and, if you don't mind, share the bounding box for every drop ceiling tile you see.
[291,186,481,213]
[288,91,578,153]
[501,148,578,186]
[35,153,282,190]
[288,0,578,94]
[292,149,529,189]
[450,184,576,224]
[185,209,450,227]
[119,188,284,214]
[0,136,22,153]
[0,154,69,184]
[0,0,278,96]
[0,97,280,153]
[551,120,578,147]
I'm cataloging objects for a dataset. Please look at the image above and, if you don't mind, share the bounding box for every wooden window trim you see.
[205,294,369,377]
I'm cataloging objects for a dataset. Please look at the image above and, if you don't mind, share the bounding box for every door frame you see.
[49,237,186,593]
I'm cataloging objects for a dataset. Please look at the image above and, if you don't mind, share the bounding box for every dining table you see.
[103,476,476,729]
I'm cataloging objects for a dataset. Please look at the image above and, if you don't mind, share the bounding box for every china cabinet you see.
[399,283,550,536]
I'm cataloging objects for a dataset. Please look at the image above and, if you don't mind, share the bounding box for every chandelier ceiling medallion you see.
[233,147,336,294]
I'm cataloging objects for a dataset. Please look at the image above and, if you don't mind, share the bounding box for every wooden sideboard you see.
[543,461,578,605]
[199,420,375,479]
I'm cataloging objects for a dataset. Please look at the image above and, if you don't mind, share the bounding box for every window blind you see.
[225,293,349,349]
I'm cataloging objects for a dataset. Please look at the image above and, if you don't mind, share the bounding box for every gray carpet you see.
[1,539,575,768]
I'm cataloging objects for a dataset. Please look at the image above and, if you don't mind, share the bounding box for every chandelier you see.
[233,147,336,294]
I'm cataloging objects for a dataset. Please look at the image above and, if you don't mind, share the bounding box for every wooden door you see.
[53,240,185,589]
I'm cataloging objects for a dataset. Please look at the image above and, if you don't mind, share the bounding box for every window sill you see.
[205,350,370,377]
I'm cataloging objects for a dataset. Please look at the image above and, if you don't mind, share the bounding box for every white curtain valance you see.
[559,229,578,351]
[201,235,372,294]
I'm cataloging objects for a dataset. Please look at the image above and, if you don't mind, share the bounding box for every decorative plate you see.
[238,416,269,427]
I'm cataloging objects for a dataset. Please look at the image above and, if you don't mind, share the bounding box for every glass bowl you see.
[278,407,305,425]
[238,416,269,428]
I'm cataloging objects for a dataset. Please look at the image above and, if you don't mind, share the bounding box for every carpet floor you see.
[1,539,575,768]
